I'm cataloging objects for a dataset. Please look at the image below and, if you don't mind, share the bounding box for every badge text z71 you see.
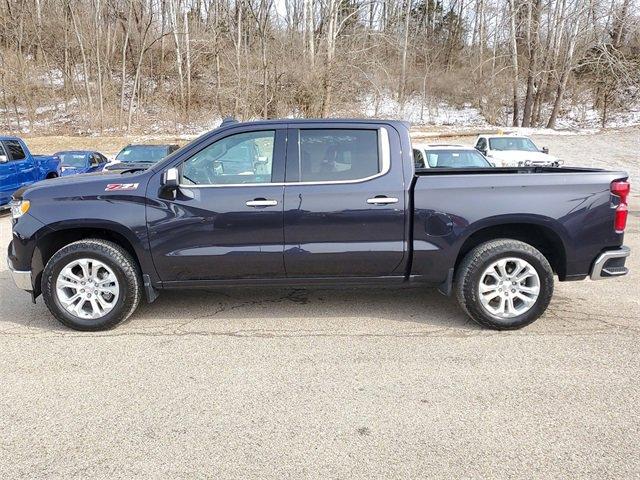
[105,183,139,192]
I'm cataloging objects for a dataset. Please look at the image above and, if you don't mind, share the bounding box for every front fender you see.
[40,218,155,277]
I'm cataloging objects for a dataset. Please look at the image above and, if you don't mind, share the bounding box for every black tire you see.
[42,239,142,331]
[454,239,554,330]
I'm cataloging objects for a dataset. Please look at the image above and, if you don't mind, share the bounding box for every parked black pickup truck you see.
[7,119,630,331]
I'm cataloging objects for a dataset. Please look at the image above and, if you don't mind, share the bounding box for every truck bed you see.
[410,167,628,287]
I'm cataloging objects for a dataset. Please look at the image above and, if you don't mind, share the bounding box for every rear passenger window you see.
[298,129,380,182]
[3,140,26,161]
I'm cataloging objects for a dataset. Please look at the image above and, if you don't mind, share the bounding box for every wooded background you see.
[0,0,638,133]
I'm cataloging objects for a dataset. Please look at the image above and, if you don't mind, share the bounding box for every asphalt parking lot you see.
[1,131,639,478]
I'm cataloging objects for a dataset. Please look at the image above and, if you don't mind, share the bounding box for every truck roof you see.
[55,150,95,154]
[479,133,530,139]
[216,118,411,129]
[413,143,472,150]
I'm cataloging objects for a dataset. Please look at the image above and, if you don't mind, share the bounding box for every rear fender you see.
[453,215,570,275]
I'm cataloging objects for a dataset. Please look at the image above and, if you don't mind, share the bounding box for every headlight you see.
[10,199,30,219]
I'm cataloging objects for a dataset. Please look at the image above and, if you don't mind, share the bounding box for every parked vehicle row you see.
[413,144,492,169]
[105,144,180,172]
[57,151,109,176]
[0,136,61,207]
[412,134,562,170]
[1,139,180,208]
[474,134,562,167]
[7,118,630,332]
[1,130,564,210]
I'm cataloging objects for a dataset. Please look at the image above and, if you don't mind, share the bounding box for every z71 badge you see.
[105,183,139,191]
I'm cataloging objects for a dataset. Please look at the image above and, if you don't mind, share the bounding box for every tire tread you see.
[42,239,141,330]
[454,239,554,330]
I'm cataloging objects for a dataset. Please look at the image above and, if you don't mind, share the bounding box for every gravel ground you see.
[1,128,638,479]
[533,127,640,180]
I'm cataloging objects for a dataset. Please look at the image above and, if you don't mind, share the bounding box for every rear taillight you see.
[611,180,630,233]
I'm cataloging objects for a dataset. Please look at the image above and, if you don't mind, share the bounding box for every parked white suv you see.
[474,134,562,167]
[413,144,492,169]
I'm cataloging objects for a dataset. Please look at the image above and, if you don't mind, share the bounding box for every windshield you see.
[489,137,538,152]
[57,153,87,167]
[116,145,169,163]
[425,150,491,168]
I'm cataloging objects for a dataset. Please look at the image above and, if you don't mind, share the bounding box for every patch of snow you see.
[361,94,489,127]
[494,126,600,136]
[554,104,640,130]
[38,69,65,88]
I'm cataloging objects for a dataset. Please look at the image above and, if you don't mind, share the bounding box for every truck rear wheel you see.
[42,239,142,331]
[455,239,554,330]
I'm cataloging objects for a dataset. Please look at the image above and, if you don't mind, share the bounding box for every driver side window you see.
[181,130,275,185]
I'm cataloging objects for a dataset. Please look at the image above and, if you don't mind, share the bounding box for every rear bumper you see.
[590,246,630,280]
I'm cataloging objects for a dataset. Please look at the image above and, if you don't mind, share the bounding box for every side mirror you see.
[0,154,7,163]
[542,146,549,154]
[163,167,179,188]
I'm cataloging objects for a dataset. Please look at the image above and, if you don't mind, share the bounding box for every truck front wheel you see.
[42,239,142,331]
[455,239,554,330]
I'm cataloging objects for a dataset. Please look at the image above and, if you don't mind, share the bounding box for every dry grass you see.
[19,126,497,157]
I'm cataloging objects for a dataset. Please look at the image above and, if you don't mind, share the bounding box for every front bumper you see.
[590,246,630,280]
[7,256,33,291]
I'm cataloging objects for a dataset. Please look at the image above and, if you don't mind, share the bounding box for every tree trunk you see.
[233,0,243,117]
[305,0,315,67]
[184,8,191,119]
[547,8,581,129]
[70,4,93,111]
[612,0,630,47]
[119,0,134,128]
[508,0,519,126]
[398,0,411,108]
[522,0,541,127]
[321,0,337,117]
[94,0,104,131]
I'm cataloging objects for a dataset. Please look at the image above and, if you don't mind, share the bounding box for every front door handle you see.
[246,198,278,207]
[367,196,399,205]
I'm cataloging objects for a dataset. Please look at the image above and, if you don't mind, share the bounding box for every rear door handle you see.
[246,199,278,207]
[367,196,399,205]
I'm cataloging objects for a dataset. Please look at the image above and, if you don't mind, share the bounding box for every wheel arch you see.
[31,222,151,296]
[454,218,568,280]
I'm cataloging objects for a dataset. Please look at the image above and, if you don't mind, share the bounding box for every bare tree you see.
[0,0,637,133]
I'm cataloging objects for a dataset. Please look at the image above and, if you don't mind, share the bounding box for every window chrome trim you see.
[177,127,392,188]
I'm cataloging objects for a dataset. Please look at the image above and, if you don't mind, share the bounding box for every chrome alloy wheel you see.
[55,258,120,319]
[478,257,540,319]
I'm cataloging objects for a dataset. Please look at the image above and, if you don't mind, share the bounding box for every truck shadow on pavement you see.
[0,274,480,334]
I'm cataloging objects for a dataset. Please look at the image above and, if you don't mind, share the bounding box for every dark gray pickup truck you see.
[7,119,630,331]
